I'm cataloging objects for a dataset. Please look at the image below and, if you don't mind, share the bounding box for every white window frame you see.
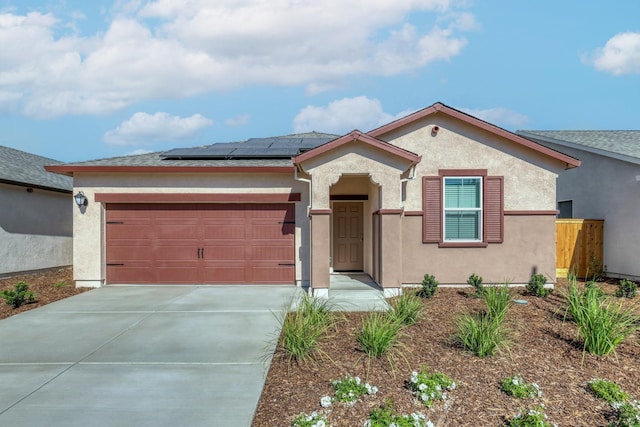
[443,176,483,242]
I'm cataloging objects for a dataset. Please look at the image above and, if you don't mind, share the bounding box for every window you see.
[444,177,482,241]
[557,200,572,219]
[423,171,503,246]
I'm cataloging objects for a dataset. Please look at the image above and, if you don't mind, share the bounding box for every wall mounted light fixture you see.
[74,191,88,207]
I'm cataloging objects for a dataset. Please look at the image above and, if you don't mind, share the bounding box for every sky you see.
[0,1,638,163]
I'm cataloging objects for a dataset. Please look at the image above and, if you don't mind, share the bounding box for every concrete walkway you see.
[0,285,301,427]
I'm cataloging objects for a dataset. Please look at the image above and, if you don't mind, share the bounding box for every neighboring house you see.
[517,130,640,280]
[0,146,73,275]
[46,103,579,295]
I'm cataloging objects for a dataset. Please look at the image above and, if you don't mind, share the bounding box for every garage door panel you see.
[106,203,295,284]
[202,245,245,261]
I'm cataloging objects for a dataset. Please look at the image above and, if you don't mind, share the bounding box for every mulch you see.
[253,279,640,426]
[0,266,90,320]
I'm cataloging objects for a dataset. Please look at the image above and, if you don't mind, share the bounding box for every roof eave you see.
[292,130,421,167]
[44,165,295,176]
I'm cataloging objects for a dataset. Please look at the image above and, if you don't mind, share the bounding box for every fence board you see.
[556,219,604,279]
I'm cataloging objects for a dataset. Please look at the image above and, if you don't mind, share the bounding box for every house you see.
[46,103,579,295]
[0,146,73,275]
[517,130,640,280]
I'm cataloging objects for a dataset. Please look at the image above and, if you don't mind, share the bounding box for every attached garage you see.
[105,203,295,284]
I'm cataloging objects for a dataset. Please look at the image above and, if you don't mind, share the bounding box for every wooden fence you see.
[556,219,604,279]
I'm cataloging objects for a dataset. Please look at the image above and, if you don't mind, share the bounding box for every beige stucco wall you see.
[381,116,560,211]
[401,215,556,284]
[536,143,640,279]
[0,183,72,275]
[72,172,309,287]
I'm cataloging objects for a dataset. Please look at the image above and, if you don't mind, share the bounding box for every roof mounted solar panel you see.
[161,132,339,160]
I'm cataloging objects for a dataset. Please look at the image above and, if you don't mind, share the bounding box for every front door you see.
[332,202,363,271]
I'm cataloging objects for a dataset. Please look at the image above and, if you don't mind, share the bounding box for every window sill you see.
[438,242,488,248]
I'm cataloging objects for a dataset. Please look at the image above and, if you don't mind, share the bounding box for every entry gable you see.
[292,130,421,170]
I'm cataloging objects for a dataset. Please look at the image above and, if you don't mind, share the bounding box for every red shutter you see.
[484,176,503,243]
[423,176,442,243]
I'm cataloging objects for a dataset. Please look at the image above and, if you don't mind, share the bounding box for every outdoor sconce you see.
[74,191,88,208]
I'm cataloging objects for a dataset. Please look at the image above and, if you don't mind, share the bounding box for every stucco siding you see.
[382,116,560,211]
[538,143,640,279]
[0,183,72,236]
[0,183,72,275]
[73,172,310,287]
[401,214,556,284]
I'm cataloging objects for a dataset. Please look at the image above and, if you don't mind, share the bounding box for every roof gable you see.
[0,145,72,192]
[293,130,421,166]
[517,130,640,166]
[369,102,580,169]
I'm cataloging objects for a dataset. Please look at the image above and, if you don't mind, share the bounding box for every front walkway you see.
[327,273,390,311]
[0,285,300,427]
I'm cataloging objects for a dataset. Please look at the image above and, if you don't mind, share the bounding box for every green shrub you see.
[408,366,457,408]
[357,312,404,359]
[455,312,508,357]
[366,399,430,427]
[526,274,551,297]
[0,282,35,308]
[616,279,638,299]
[501,375,542,398]
[483,284,511,323]
[330,374,378,404]
[587,255,606,282]
[588,379,629,404]
[388,292,422,326]
[507,406,554,427]
[278,294,338,363]
[564,283,640,356]
[418,274,438,298]
[585,280,606,298]
[290,411,328,427]
[467,273,484,295]
[612,401,640,427]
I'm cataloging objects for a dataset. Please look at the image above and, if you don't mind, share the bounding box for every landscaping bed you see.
[253,279,640,426]
[0,266,90,320]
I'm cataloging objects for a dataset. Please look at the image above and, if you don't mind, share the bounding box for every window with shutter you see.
[422,171,503,246]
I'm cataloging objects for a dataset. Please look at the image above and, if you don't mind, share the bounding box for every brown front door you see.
[105,203,295,284]
[332,202,363,271]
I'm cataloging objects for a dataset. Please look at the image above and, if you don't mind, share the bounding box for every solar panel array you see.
[162,134,337,159]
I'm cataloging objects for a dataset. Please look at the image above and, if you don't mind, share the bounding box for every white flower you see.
[450,382,457,390]
[421,393,428,401]
[418,383,427,391]
[315,421,326,427]
[364,421,372,427]
[390,423,398,427]
[426,421,435,427]
[355,376,361,384]
[320,396,332,408]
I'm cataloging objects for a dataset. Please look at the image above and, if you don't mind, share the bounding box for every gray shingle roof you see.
[517,131,640,163]
[0,146,72,192]
[58,132,340,168]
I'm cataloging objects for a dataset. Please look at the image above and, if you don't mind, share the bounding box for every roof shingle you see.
[0,146,72,192]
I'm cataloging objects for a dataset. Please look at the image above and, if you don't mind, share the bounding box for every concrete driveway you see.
[0,285,301,427]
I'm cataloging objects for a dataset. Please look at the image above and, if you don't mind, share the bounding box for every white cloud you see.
[461,107,529,129]
[0,2,474,117]
[293,96,413,134]
[103,112,213,146]
[587,32,640,75]
[125,148,154,156]
[225,114,250,127]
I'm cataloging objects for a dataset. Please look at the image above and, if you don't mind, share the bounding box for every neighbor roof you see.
[517,131,640,165]
[0,145,72,192]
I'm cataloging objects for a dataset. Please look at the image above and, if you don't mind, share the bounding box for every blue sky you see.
[0,0,638,162]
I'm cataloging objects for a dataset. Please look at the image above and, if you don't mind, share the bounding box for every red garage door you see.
[105,203,295,284]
